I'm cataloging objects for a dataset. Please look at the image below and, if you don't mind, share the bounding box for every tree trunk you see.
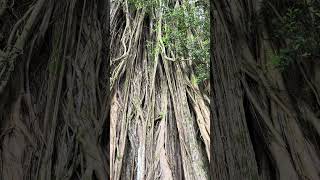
[211,0,320,179]
[0,0,109,179]
[110,0,210,179]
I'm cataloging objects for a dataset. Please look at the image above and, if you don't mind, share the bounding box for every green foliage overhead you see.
[128,0,158,13]
[128,0,209,83]
[163,1,209,83]
[268,0,320,69]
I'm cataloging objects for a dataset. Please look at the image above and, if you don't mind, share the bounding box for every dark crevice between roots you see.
[243,80,276,180]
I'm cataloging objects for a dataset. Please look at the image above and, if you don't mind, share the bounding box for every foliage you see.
[129,0,210,83]
[269,0,320,69]
[163,0,209,83]
[269,49,294,70]
[128,0,158,14]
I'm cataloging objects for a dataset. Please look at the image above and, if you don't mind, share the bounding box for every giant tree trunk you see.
[110,0,210,179]
[211,0,320,179]
[0,0,109,179]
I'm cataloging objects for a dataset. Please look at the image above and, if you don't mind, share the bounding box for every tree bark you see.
[0,0,109,179]
[110,0,210,179]
[211,0,320,179]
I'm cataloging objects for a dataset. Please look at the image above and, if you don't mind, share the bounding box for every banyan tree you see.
[110,0,210,179]
[1,0,319,179]
[211,0,320,179]
[0,0,109,179]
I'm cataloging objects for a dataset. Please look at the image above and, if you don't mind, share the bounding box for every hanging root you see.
[110,0,210,179]
[211,0,320,179]
[0,0,109,179]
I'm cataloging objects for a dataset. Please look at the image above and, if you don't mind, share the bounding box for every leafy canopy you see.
[128,0,209,83]
[268,0,320,69]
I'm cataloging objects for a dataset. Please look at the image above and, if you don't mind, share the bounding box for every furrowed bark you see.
[110,0,210,179]
[211,0,320,179]
[0,1,109,179]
